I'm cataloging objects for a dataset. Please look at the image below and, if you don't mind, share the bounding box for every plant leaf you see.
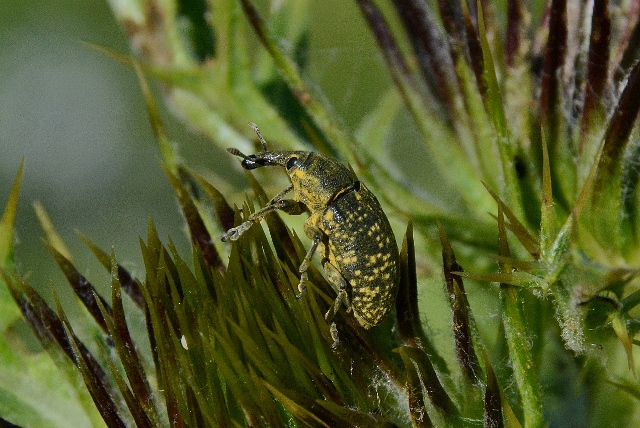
[438,223,482,384]
[44,241,112,333]
[0,160,24,330]
[162,162,225,271]
[497,207,544,427]
[76,232,144,309]
[484,182,540,258]
[33,201,72,262]
[610,312,635,375]
[391,0,457,118]
[239,0,352,157]
[397,345,459,422]
[483,348,504,428]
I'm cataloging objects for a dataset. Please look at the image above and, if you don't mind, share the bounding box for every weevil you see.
[222,123,399,348]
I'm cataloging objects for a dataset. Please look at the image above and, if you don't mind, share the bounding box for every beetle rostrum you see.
[222,123,399,348]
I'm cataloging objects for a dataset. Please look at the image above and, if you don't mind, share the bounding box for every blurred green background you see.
[1,0,184,304]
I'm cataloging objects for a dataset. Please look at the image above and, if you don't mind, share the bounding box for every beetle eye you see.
[286,156,299,169]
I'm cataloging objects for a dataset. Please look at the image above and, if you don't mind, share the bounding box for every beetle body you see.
[223,125,399,347]
[309,176,398,328]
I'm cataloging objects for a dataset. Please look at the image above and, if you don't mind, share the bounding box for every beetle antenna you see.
[248,122,268,151]
[227,147,250,159]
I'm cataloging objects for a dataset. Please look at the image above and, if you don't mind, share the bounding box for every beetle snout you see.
[240,157,264,169]
[227,148,272,170]
[239,153,286,170]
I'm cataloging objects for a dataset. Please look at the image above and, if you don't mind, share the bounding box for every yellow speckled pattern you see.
[316,182,399,328]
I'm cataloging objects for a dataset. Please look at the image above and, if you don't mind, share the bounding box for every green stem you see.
[498,203,543,427]
[501,286,544,428]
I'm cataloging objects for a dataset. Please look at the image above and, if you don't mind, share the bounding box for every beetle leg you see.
[275,199,306,215]
[329,322,340,349]
[322,261,352,349]
[222,193,304,242]
[222,204,275,241]
[324,275,350,323]
[325,289,348,349]
[221,220,255,242]
[267,184,293,205]
[296,232,321,299]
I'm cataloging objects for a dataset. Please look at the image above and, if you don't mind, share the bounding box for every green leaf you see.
[539,132,556,259]
[484,182,540,259]
[438,223,482,384]
[396,345,459,424]
[1,271,107,428]
[76,232,144,309]
[483,348,504,428]
[162,162,224,270]
[610,312,635,376]
[0,329,102,428]
[0,159,23,269]
[497,207,543,428]
[44,241,112,333]
[133,61,177,171]
[0,160,24,330]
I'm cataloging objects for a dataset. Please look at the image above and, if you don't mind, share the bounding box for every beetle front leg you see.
[221,203,275,242]
[267,184,293,206]
[222,192,304,242]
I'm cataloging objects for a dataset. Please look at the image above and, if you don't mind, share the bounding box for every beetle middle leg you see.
[296,232,321,299]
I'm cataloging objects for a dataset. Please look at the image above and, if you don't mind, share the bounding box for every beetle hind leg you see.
[329,323,340,349]
[323,261,351,349]
[323,274,350,323]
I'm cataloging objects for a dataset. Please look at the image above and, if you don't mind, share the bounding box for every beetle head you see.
[227,123,355,211]
[228,123,313,171]
[227,148,311,170]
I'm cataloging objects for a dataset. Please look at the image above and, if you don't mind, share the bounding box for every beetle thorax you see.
[287,153,356,212]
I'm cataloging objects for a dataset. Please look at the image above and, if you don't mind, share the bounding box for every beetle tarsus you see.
[296,278,307,299]
[221,221,253,242]
[295,232,320,298]
[329,322,340,349]
[325,287,348,323]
